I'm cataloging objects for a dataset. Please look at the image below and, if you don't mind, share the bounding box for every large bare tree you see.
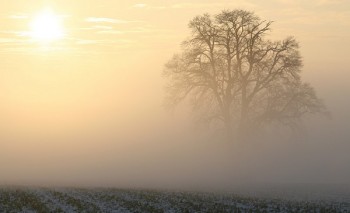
[164,10,327,140]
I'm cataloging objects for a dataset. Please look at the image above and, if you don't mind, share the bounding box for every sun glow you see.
[29,8,65,42]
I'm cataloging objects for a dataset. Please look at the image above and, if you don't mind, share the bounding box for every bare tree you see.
[164,10,327,140]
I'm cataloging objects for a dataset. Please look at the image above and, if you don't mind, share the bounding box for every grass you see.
[0,187,349,212]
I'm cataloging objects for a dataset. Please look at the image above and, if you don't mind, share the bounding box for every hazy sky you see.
[0,0,349,188]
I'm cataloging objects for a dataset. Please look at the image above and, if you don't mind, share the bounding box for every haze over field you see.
[0,0,349,189]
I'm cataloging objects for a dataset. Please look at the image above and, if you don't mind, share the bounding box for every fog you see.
[0,0,349,192]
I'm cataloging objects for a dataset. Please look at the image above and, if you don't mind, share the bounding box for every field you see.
[0,187,349,212]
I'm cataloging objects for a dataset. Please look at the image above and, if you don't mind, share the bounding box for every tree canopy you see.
[164,10,327,140]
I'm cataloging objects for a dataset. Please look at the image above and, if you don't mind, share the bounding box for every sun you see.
[29,8,65,42]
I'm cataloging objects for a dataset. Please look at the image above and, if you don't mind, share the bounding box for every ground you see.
[0,187,349,212]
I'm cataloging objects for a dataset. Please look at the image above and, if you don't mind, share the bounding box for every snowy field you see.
[0,187,349,212]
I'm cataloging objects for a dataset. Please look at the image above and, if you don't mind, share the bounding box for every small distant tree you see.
[164,10,327,140]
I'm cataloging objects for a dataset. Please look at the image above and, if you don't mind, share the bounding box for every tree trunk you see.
[222,103,234,142]
[238,82,249,140]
